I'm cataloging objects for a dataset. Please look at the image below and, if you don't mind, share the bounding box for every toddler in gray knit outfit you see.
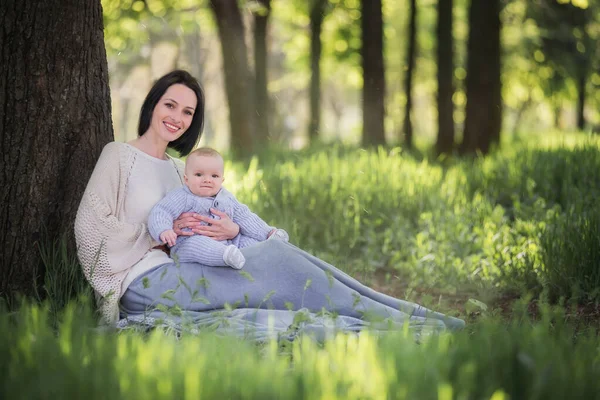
[148,147,288,269]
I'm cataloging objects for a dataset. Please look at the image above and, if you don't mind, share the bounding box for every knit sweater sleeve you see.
[148,188,188,242]
[231,196,274,242]
[74,142,156,297]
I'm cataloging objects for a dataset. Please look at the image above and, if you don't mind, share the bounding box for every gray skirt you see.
[120,240,464,338]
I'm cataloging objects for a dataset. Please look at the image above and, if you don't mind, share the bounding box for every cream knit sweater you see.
[74,142,184,325]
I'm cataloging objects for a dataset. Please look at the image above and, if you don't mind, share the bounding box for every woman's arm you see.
[75,143,154,285]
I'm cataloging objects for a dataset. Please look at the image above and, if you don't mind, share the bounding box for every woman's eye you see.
[185,110,193,116]
[165,103,174,108]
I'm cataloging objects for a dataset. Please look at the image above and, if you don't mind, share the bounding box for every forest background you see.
[104,0,600,154]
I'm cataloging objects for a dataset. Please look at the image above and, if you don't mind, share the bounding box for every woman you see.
[75,70,464,336]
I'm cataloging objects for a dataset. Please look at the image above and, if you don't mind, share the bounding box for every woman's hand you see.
[173,210,240,241]
[173,212,201,237]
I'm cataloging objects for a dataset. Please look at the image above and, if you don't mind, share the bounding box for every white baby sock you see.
[223,245,245,270]
[268,229,289,242]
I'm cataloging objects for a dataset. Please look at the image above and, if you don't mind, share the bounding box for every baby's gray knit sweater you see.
[148,185,274,248]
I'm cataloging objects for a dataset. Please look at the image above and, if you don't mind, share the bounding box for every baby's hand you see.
[160,229,178,247]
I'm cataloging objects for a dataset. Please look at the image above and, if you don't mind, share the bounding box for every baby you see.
[148,147,288,269]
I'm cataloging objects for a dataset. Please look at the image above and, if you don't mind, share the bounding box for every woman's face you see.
[148,84,197,144]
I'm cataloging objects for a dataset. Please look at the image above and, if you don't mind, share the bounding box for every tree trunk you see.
[402,0,417,148]
[0,0,113,297]
[435,0,455,155]
[553,102,562,129]
[253,0,271,145]
[210,0,255,158]
[576,73,586,131]
[180,26,215,145]
[361,0,386,147]
[460,0,502,155]
[511,95,532,136]
[308,0,327,144]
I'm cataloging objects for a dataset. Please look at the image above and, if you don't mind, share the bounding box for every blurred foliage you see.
[102,0,213,64]
[101,0,600,141]
[525,0,600,112]
[2,294,600,399]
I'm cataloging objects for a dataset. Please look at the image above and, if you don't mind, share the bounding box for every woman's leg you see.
[270,241,465,329]
[121,249,406,322]
[121,241,463,328]
[279,242,440,318]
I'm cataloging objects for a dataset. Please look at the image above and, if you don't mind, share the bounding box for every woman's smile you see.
[163,121,181,133]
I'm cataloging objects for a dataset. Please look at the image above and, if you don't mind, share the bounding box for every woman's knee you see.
[242,237,288,256]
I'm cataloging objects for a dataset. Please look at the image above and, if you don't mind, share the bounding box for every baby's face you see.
[184,154,225,197]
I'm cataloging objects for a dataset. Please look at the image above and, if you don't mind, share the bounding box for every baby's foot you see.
[268,229,289,242]
[223,245,245,269]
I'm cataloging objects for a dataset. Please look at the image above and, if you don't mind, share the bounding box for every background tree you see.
[361,0,386,147]
[527,0,598,131]
[308,0,329,144]
[253,0,272,145]
[210,0,255,157]
[435,0,455,155]
[402,0,418,148]
[460,0,502,155]
[0,0,113,297]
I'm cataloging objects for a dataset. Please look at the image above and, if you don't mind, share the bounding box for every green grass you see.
[539,208,600,302]
[3,131,600,398]
[36,233,94,324]
[225,132,600,304]
[1,301,599,399]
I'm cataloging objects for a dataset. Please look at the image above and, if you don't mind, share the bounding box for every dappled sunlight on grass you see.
[223,133,600,307]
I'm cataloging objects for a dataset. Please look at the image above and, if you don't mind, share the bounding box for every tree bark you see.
[402,0,417,148]
[460,0,502,154]
[308,0,327,144]
[435,0,455,155]
[0,0,113,297]
[361,0,386,147]
[210,0,255,158]
[253,0,271,145]
[460,0,502,155]
[553,103,562,129]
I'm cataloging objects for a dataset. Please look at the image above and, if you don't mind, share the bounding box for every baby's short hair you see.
[185,147,224,173]
[189,147,222,159]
